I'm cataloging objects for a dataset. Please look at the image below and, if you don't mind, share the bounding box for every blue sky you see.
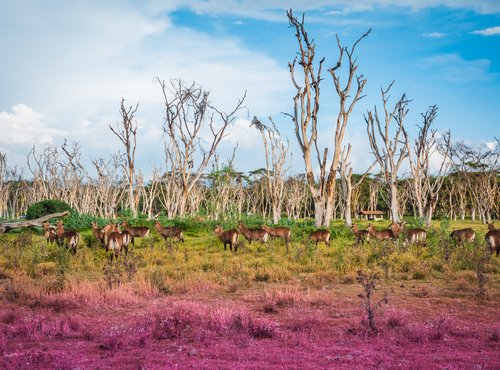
[0,1,499,177]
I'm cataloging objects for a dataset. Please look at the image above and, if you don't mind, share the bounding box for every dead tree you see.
[338,144,376,227]
[0,211,69,233]
[365,82,409,223]
[92,154,126,218]
[286,9,370,227]
[401,106,452,226]
[251,117,289,224]
[158,78,246,218]
[109,98,139,217]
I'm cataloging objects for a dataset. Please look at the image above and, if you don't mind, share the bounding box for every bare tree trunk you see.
[287,10,370,227]
[365,82,409,223]
[109,98,139,217]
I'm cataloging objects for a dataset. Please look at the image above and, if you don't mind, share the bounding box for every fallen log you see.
[0,211,70,233]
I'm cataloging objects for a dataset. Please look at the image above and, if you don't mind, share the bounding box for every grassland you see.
[0,219,499,369]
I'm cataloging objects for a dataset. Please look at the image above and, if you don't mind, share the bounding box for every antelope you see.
[55,220,80,254]
[485,222,500,256]
[389,222,426,245]
[154,221,184,243]
[121,220,150,245]
[91,222,105,247]
[42,221,58,245]
[308,229,330,246]
[351,224,370,246]
[261,225,291,246]
[214,225,239,252]
[450,228,475,245]
[367,223,395,241]
[102,223,131,257]
[237,222,268,244]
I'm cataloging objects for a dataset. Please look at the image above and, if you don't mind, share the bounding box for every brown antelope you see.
[450,228,475,245]
[102,223,131,257]
[261,225,291,246]
[308,229,330,246]
[55,220,80,254]
[367,223,395,241]
[91,222,105,247]
[214,225,239,252]
[351,224,370,246]
[154,221,184,243]
[485,222,500,256]
[389,222,427,245]
[237,222,268,244]
[121,220,150,245]
[42,221,58,245]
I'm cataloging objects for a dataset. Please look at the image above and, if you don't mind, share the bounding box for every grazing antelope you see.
[214,225,239,252]
[450,228,475,245]
[389,222,426,245]
[91,222,105,247]
[261,225,291,246]
[485,222,500,256]
[351,224,370,246]
[308,229,330,247]
[237,222,268,244]
[154,221,184,243]
[42,221,58,245]
[55,220,80,254]
[367,223,396,241]
[102,223,131,257]
[121,220,150,245]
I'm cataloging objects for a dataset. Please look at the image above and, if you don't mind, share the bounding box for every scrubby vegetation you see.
[0,217,498,368]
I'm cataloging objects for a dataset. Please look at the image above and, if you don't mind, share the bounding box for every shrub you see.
[26,200,74,220]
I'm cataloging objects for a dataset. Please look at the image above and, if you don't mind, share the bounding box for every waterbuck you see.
[91,222,105,247]
[389,222,426,245]
[351,224,370,246]
[450,228,475,245]
[237,222,268,244]
[42,221,58,245]
[102,223,132,258]
[367,223,395,241]
[154,221,184,243]
[485,222,500,256]
[214,225,239,252]
[121,220,150,245]
[261,225,291,246]
[308,229,330,246]
[55,220,80,254]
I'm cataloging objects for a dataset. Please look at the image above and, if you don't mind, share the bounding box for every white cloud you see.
[420,32,446,38]
[0,104,64,146]
[472,26,500,36]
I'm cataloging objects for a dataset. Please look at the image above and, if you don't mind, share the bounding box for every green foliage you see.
[439,218,451,234]
[404,217,425,229]
[26,199,74,220]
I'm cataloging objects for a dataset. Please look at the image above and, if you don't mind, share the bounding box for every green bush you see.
[26,199,74,220]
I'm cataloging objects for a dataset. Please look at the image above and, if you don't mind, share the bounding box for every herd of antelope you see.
[42,218,500,258]
[42,219,183,259]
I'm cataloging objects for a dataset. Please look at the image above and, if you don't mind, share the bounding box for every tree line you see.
[0,10,498,225]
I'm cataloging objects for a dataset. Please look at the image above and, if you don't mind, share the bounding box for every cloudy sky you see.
[1,0,499,178]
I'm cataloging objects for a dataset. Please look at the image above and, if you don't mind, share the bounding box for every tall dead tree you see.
[365,82,409,223]
[402,105,452,226]
[109,98,139,217]
[251,117,289,224]
[338,144,376,227]
[158,78,246,218]
[287,9,370,227]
